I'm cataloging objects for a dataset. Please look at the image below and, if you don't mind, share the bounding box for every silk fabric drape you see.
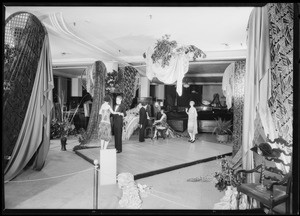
[242,6,277,184]
[5,34,54,181]
[146,46,189,96]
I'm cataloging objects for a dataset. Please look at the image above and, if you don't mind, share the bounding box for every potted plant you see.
[212,118,232,143]
[212,157,238,191]
[50,93,78,151]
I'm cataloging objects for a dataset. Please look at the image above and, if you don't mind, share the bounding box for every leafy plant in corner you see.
[212,118,232,135]
[212,157,238,192]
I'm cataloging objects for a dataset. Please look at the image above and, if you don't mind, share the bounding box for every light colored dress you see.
[187,107,198,134]
[99,107,112,142]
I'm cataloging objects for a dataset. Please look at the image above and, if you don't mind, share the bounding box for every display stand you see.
[99,149,116,185]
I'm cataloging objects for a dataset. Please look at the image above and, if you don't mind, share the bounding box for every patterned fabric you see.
[122,106,140,140]
[232,60,245,157]
[85,63,95,97]
[98,122,111,142]
[267,3,293,145]
[100,106,111,123]
[121,66,138,110]
[267,3,293,173]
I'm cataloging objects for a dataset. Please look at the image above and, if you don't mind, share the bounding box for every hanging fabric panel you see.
[145,46,189,96]
[121,66,138,110]
[85,63,95,97]
[4,33,54,181]
[232,60,245,157]
[267,3,293,173]
[222,63,235,109]
[242,5,277,184]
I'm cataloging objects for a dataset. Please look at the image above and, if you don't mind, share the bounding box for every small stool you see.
[156,126,167,139]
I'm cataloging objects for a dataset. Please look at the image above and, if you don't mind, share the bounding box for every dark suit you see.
[113,103,126,152]
[139,106,148,142]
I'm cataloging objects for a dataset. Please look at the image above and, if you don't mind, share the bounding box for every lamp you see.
[250,142,281,191]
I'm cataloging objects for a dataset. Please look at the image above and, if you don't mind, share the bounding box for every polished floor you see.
[75,133,232,178]
[4,133,233,210]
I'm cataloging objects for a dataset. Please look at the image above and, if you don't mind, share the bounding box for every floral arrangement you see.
[50,93,77,139]
[117,173,142,209]
[147,34,206,68]
[212,157,238,192]
[105,69,123,94]
[50,117,75,139]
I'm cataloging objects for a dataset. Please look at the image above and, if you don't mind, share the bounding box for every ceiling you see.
[4,5,253,83]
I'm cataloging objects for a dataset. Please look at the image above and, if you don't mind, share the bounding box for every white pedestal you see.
[99,149,116,185]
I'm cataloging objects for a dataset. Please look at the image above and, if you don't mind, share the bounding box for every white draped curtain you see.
[145,46,190,96]
[242,5,278,184]
[5,34,54,182]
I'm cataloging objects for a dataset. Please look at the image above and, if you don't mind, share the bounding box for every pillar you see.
[155,84,165,100]
[139,76,150,98]
[71,78,82,97]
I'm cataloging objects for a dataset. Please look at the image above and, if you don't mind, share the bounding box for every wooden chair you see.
[235,138,292,214]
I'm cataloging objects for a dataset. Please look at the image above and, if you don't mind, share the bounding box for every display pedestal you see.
[99,149,116,185]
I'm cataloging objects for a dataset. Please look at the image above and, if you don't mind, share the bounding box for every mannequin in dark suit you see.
[139,102,148,142]
[113,95,126,153]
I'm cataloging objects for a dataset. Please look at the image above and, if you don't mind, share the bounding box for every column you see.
[155,84,165,100]
[139,76,150,98]
[71,78,82,97]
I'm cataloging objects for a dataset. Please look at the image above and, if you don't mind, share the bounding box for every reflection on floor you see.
[4,133,233,210]
[75,133,232,179]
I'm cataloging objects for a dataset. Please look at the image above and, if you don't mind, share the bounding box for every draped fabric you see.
[85,62,96,97]
[222,63,235,109]
[5,34,54,181]
[267,3,293,173]
[242,6,277,186]
[122,106,140,140]
[146,46,189,96]
[232,60,246,157]
[121,66,138,110]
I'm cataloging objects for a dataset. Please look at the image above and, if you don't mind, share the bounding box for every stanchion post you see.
[93,159,100,209]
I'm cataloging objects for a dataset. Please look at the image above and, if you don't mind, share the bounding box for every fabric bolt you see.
[243,6,271,186]
[121,66,139,110]
[85,63,95,97]
[146,46,189,96]
[232,61,245,157]
[5,33,54,181]
[267,3,293,173]
[222,63,235,109]
[187,107,198,134]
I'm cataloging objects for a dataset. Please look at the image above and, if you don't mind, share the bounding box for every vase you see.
[216,134,229,143]
[60,136,67,151]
